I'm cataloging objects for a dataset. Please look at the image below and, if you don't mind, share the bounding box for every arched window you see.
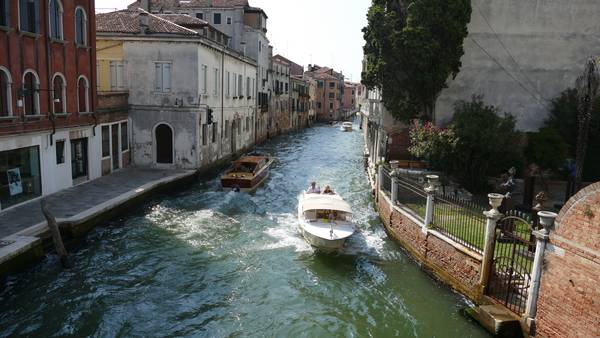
[49,0,63,40]
[77,76,89,113]
[52,73,66,114]
[75,7,87,46]
[22,70,40,115]
[19,0,39,33]
[0,67,12,117]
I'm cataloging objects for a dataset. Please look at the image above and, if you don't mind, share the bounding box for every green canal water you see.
[0,124,490,338]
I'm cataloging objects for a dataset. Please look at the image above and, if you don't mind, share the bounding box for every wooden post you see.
[41,199,72,269]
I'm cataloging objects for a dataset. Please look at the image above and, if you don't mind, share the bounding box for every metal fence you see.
[381,169,392,195]
[394,177,427,221]
[432,192,487,253]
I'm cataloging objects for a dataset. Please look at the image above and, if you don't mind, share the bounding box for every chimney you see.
[140,0,150,11]
[240,41,246,56]
[139,12,149,34]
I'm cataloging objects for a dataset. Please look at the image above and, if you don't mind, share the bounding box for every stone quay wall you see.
[535,182,600,338]
[377,192,483,301]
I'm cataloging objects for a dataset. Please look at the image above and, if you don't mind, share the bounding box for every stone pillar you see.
[423,175,439,232]
[479,193,505,292]
[524,211,557,324]
[377,164,383,201]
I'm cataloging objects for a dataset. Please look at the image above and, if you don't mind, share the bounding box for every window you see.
[237,119,241,135]
[77,76,89,113]
[258,41,262,52]
[22,71,40,115]
[0,67,12,117]
[213,13,221,24]
[212,122,217,143]
[101,126,110,157]
[202,124,208,145]
[285,83,288,93]
[329,92,335,99]
[238,74,243,97]
[154,62,172,93]
[232,72,237,97]
[317,102,321,109]
[121,122,128,151]
[51,73,66,114]
[224,119,229,139]
[317,81,324,88]
[75,7,87,45]
[329,82,335,88]
[329,102,333,109]
[196,13,203,20]
[201,64,208,94]
[49,0,63,40]
[246,77,250,97]
[213,68,219,96]
[110,61,126,91]
[0,146,42,208]
[226,17,231,24]
[246,116,250,132]
[19,0,39,33]
[0,0,9,27]
[56,140,65,164]
[225,71,230,97]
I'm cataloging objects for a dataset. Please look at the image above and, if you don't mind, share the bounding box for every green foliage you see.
[407,119,455,168]
[524,128,567,172]
[544,88,600,181]
[362,0,472,121]
[409,96,523,193]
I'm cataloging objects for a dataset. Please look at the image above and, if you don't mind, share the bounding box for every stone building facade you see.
[270,55,290,135]
[304,65,344,122]
[0,0,100,211]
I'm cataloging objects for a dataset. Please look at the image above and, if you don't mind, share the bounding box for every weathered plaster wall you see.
[436,0,600,131]
[535,182,600,338]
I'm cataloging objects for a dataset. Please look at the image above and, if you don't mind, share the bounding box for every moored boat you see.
[297,191,355,251]
[340,122,353,132]
[221,154,274,192]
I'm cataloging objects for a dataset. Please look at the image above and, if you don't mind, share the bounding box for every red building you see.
[0,0,99,211]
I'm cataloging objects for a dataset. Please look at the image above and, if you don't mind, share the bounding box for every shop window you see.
[19,0,39,33]
[121,122,128,151]
[49,0,63,40]
[0,146,42,209]
[77,76,89,113]
[101,126,110,157]
[56,140,65,164]
[75,7,87,46]
[0,68,12,117]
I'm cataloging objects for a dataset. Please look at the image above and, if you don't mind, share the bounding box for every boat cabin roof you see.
[234,156,268,165]
[301,194,352,214]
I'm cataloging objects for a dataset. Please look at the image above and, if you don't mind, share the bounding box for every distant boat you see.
[297,191,355,251]
[221,154,274,192]
[340,122,353,132]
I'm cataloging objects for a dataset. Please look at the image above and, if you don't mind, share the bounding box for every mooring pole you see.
[41,199,72,268]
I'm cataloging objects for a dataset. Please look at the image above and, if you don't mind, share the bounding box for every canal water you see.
[0,124,490,338]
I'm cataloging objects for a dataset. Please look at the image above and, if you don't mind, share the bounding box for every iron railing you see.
[381,169,392,195]
[394,176,427,221]
[432,192,487,253]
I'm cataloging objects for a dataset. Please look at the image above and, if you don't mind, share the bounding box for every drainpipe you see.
[44,0,55,145]
[220,47,224,158]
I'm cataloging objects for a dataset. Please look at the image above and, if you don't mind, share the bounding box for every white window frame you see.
[77,75,90,113]
[22,69,40,116]
[154,61,172,93]
[51,72,67,115]
[0,66,13,117]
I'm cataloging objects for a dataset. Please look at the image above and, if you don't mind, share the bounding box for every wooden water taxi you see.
[221,154,274,192]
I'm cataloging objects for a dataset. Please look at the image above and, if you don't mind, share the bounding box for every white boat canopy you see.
[301,194,353,214]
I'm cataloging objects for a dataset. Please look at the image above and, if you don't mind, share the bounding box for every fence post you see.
[479,193,505,294]
[423,175,439,233]
[524,211,557,327]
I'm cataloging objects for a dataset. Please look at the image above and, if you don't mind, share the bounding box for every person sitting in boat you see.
[307,182,321,194]
[322,185,335,195]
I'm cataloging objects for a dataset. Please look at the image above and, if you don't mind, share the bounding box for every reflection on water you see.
[0,123,490,338]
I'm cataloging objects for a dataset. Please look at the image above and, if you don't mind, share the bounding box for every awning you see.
[301,194,353,214]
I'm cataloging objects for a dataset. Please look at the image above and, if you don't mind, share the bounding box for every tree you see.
[544,88,600,181]
[362,0,472,121]
[574,58,600,189]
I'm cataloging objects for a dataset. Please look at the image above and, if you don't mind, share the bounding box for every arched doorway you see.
[155,124,173,164]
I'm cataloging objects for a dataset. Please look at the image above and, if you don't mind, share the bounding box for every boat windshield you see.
[233,162,258,173]
[304,209,351,222]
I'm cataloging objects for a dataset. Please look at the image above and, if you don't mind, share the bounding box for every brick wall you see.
[378,193,482,300]
[535,182,600,338]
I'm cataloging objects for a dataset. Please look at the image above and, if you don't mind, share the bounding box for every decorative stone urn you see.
[487,193,505,217]
[424,175,439,193]
[537,211,558,232]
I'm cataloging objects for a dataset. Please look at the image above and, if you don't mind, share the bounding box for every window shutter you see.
[110,62,117,90]
[163,63,171,92]
[154,63,162,91]
[117,63,125,89]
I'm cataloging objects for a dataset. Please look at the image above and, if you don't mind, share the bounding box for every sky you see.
[95,0,370,82]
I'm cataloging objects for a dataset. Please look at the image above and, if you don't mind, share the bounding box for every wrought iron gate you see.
[487,210,535,315]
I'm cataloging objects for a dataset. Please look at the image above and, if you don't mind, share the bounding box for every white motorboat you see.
[297,191,355,251]
[340,122,353,132]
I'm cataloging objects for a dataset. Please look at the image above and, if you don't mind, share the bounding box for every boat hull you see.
[221,158,274,192]
[299,223,349,251]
